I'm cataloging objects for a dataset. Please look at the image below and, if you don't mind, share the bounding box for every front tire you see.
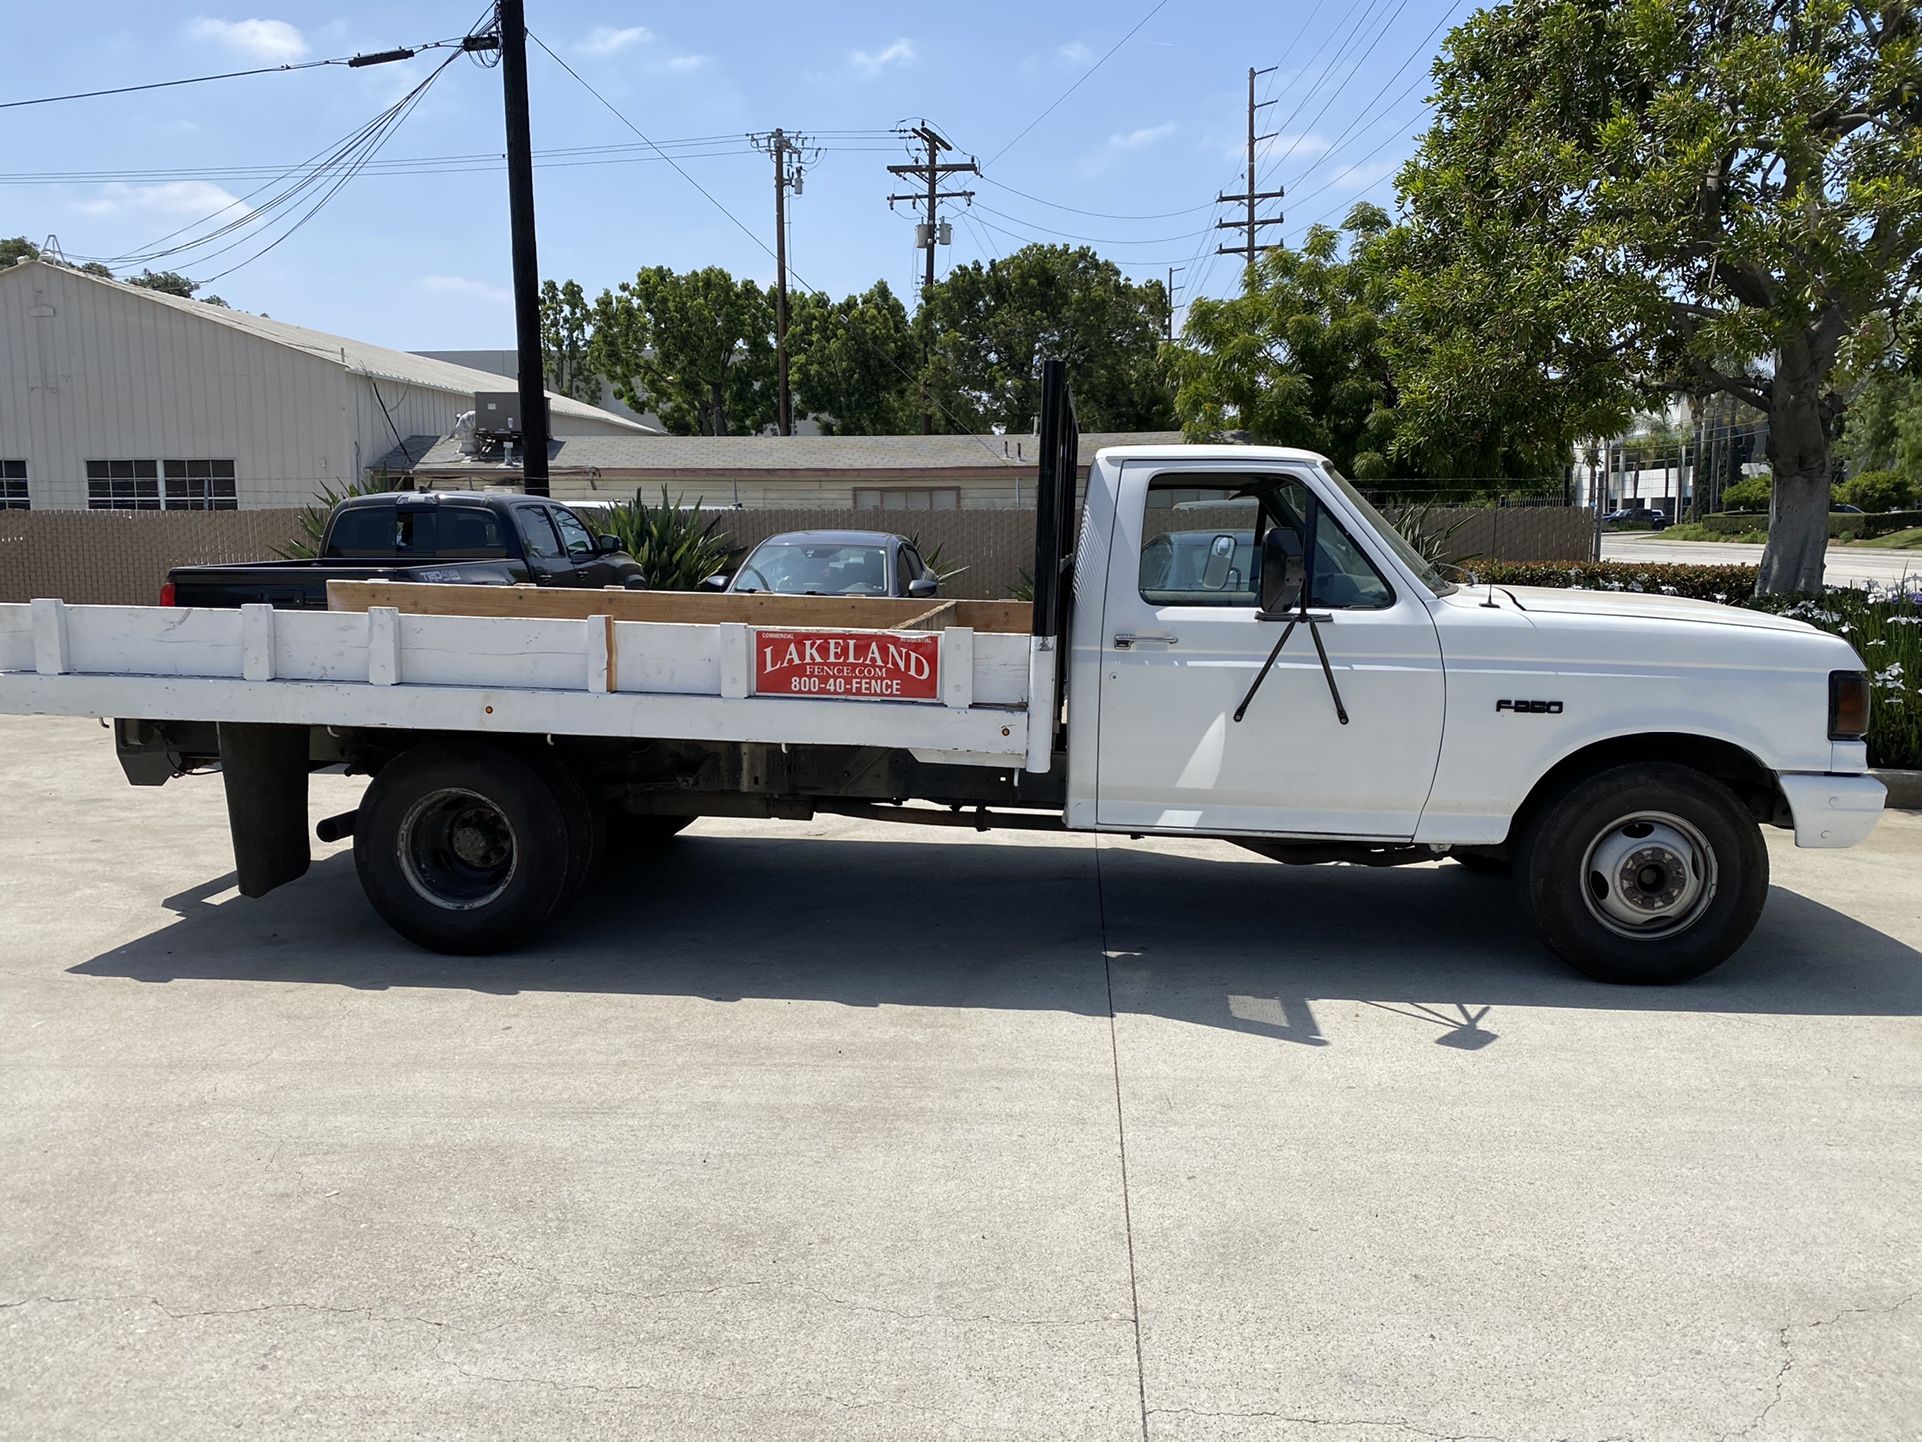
[1519,763,1768,984]
[354,741,573,955]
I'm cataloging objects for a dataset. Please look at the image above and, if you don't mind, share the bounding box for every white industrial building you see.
[0,260,652,512]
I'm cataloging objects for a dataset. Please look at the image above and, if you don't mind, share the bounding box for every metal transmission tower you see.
[1217,65,1285,267]
[750,128,819,436]
[886,125,979,431]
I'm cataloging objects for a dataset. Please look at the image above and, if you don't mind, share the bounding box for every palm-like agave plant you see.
[587,487,736,590]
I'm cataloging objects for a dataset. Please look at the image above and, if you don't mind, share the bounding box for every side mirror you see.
[1259,526,1305,616]
[906,575,938,598]
[595,532,623,554]
[700,573,731,592]
[1200,533,1238,590]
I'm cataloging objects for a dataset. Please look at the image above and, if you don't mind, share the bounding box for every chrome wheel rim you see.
[1579,810,1717,940]
[397,787,517,911]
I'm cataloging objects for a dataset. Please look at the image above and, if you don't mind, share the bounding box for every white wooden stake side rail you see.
[0,601,1036,767]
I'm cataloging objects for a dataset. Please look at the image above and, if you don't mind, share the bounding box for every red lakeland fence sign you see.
[752,629,941,702]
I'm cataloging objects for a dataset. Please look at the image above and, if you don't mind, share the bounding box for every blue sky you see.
[4,0,1467,350]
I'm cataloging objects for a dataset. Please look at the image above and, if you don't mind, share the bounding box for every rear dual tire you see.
[354,741,600,955]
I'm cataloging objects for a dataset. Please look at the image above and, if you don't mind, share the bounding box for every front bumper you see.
[1777,772,1887,848]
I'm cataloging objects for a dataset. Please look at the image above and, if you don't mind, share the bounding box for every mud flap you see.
[217,722,311,897]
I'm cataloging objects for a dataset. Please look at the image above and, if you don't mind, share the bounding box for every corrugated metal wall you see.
[0,265,642,512]
[0,265,355,510]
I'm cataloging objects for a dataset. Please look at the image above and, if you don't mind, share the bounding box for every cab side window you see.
[515,506,564,561]
[1137,474,1392,610]
[549,506,596,558]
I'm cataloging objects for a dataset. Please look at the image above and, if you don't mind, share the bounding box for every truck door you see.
[1094,465,1445,838]
[512,506,575,585]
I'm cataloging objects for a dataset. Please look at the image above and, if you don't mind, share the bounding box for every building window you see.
[86,459,237,511]
[0,460,27,510]
[86,460,160,510]
[854,486,961,512]
[162,459,238,511]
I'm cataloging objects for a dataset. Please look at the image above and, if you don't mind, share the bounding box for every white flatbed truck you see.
[0,365,1886,982]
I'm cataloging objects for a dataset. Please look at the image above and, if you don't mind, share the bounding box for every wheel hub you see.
[397,788,518,911]
[1582,816,1713,936]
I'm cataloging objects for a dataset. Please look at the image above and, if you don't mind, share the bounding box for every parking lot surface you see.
[3,714,1919,1441]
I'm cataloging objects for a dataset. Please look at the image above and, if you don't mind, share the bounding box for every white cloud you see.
[849,38,914,76]
[579,24,652,56]
[73,180,249,218]
[666,54,707,71]
[420,274,510,304]
[187,17,308,63]
[1057,40,1093,65]
[1107,121,1177,152]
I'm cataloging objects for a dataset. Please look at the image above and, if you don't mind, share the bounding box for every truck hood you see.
[1491,585,1816,634]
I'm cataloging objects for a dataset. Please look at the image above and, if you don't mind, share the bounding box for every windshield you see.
[1318,466,1458,595]
[735,541,891,596]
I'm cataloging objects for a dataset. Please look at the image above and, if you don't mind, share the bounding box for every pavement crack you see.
[1719,1289,1919,1442]
[1146,1407,1507,1440]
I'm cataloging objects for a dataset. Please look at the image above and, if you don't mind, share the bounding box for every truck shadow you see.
[68,834,1922,1043]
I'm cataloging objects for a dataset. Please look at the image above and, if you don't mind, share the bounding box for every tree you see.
[920,244,1175,433]
[1390,0,1922,593]
[1168,204,1413,479]
[1841,371,1922,483]
[539,279,601,405]
[590,266,774,436]
[128,269,228,306]
[787,281,919,435]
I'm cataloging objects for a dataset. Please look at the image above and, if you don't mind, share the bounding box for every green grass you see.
[1660,522,1768,543]
[1843,527,1922,550]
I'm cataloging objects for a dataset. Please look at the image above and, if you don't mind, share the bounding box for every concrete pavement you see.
[1602,531,1922,588]
[3,713,1919,1440]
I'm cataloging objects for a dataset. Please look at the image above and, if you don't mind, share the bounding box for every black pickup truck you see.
[163,492,645,608]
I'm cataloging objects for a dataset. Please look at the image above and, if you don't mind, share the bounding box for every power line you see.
[73,53,459,272]
[970,200,1208,248]
[976,175,1214,222]
[0,34,473,111]
[526,30,1014,462]
[985,0,1173,167]
[196,54,461,285]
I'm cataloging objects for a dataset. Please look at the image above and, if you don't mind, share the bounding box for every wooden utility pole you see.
[752,128,814,436]
[1217,65,1285,268]
[495,0,548,496]
[887,126,978,431]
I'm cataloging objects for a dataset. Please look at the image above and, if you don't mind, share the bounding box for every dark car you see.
[722,530,939,598]
[164,492,645,609]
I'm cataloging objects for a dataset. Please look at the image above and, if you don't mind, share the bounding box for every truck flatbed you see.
[0,583,1047,770]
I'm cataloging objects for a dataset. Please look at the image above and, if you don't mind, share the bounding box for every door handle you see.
[1114,632,1178,649]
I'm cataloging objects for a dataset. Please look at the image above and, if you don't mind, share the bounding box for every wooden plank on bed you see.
[328,581,1036,634]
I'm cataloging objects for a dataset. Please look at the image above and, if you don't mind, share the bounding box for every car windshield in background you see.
[1319,466,1457,595]
[737,543,890,596]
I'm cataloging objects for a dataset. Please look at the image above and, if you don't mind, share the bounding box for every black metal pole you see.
[498,0,549,496]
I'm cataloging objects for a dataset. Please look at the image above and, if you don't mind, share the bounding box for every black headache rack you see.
[1029,358,1078,756]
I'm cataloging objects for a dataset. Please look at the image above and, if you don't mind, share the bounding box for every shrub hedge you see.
[1695,509,1922,539]
[1475,560,1757,602]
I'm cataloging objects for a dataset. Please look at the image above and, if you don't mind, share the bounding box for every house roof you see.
[405,429,1192,480]
[368,435,443,473]
[3,259,653,432]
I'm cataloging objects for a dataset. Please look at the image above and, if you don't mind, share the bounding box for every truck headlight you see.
[1829,670,1870,740]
